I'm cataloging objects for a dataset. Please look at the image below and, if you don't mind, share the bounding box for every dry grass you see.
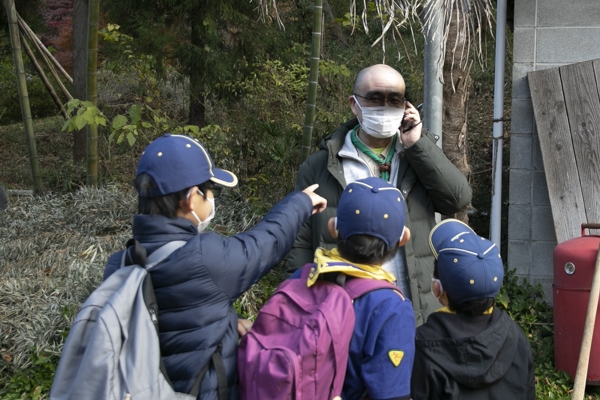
[0,186,135,380]
[0,183,268,387]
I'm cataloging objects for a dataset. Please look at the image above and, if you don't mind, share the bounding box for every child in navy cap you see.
[103,134,326,399]
[411,219,535,400]
[302,176,416,400]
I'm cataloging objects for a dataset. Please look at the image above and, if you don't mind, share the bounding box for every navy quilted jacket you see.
[104,191,313,399]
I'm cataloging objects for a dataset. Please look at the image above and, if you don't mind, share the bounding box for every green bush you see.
[498,268,600,399]
[0,31,61,125]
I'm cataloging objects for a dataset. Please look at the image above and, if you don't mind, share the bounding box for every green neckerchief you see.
[350,125,397,181]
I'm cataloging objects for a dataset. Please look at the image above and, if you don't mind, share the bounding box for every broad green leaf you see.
[126,132,136,147]
[96,116,107,126]
[83,109,95,125]
[129,105,142,125]
[112,115,128,129]
[75,115,86,130]
[141,122,152,128]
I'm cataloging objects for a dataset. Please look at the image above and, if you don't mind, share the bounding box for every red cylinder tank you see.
[553,223,600,384]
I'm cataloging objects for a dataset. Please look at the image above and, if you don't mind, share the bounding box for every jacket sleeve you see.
[201,191,314,301]
[403,130,472,215]
[361,295,415,400]
[283,159,321,275]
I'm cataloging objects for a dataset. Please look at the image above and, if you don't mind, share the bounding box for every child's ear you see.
[179,189,195,213]
[327,217,338,238]
[398,227,411,246]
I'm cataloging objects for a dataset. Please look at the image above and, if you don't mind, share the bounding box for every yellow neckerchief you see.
[307,248,396,287]
[435,306,494,315]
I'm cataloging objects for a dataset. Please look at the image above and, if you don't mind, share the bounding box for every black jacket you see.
[411,307,535,400]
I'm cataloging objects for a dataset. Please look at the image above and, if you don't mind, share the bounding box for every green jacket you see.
[285,118,472,325]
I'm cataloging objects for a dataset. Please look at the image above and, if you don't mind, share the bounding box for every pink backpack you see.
[237,263,399,400]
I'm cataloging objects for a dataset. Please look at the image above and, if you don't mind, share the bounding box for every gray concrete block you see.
[537,28,600,64]
[514,0,536,27]
[537,0,600,27]
[508,240,531,275]
[532,207,557,241]
[510,98,534,134]
[531,241,556,278]
[532,171,551,206]
[512,63,534,100]
[508,205,531,240]
[509,170,532,205]
[513,28,536,63]
[532,134,545,171]
[528,275,554,305]
[509,135,532,170]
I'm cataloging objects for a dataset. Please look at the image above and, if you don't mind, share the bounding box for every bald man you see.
[285,64,472,325]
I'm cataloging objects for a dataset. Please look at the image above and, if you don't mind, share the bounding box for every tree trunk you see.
[188,13,206,128]
[72,0,88,162]
[442,5,471,223]
[86,0,99,186]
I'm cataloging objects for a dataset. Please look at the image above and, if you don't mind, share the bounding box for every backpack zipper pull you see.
[149,308,158,325]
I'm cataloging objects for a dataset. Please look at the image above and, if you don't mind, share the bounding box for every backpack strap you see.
[188,343,229,399]
[121,239,187,270]
[128,239,227,399]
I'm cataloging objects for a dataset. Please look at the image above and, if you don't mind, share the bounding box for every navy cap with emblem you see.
[136,133,238,198]
[428,219,504,304]
[337,177,406,250]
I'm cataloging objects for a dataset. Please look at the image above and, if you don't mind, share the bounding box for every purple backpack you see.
[237,263,399,400]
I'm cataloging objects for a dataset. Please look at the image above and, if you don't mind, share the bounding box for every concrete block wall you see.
[509,0,600,303]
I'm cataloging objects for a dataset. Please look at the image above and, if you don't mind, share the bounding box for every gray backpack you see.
[50,239,211,400]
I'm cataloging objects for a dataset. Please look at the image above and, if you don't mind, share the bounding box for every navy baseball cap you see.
[428,219,504,304]
[136,134,238,198]
[337,177,406,249]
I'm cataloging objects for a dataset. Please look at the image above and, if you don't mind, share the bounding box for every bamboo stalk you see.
[300,0,323,162]
[18,22,73,101]
[4,0,43,194]
[20,35,68,119]
[16,12,73,85]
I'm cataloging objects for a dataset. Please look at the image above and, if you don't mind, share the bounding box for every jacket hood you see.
[415,308,520,388]
[318,118,359,151]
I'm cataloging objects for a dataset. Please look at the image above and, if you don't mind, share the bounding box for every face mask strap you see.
[431,276,444,300]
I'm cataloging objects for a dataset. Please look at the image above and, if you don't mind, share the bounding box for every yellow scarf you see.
[436,306,494,315]
[306,248,397,287]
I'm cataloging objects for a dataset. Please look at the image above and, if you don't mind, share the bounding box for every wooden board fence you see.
[528,59,600,244]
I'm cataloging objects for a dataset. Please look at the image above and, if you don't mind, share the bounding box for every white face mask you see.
[188,189,215,234]
[353,96,404,139]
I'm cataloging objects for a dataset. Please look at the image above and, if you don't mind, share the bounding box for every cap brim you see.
[429,219,475,258]
[210,168,238,187]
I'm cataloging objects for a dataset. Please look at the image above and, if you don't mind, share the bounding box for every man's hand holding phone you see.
[400,100,423,148]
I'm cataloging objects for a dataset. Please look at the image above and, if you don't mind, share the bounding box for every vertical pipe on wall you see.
[423,0,443,149]
[490,0,507,248]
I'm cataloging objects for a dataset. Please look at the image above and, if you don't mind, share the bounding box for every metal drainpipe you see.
[423,1,443,150]
[490,0,507,249]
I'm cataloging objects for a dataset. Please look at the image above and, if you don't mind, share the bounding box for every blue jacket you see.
[104,191,314,400]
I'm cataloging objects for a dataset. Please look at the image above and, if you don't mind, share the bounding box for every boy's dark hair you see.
[433,260,495,317]
[337,234,399,265]
[135,173,214,218]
